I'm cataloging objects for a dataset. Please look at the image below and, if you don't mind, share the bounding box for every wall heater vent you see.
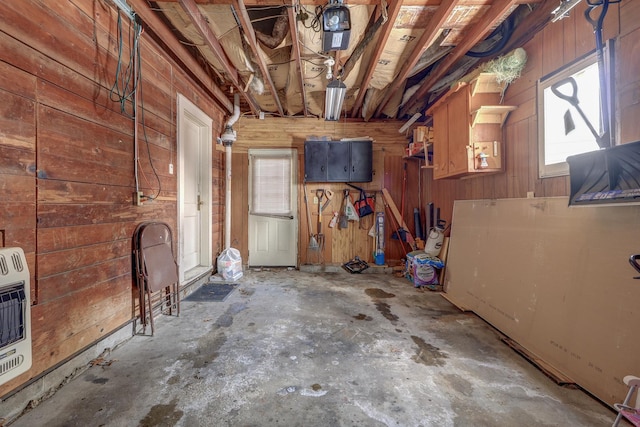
[0,247,32,386]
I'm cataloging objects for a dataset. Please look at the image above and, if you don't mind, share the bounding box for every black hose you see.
[466,15,515,58]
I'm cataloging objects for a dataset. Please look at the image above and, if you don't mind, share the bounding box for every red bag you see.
[354,190,375,217]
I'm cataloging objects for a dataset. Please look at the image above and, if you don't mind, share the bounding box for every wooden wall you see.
[426,1,635,226]
[0,0,225,397]
[232,118,423,265]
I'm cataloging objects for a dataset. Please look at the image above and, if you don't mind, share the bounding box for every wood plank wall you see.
[232,118,421,265]
[426,1,636,227]
[0,0,225,397]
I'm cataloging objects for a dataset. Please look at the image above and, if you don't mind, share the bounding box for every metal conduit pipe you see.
[221,93,240,249]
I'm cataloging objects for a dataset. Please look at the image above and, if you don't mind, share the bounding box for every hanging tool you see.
[303,184,319,253]
[315,189,325,262]
[322,188,334,211]
[584,0,618,148]
[550,0,619,149]
[338,190,349,229]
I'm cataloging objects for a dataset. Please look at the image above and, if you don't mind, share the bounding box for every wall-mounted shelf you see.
[471,105,517,127]
[426,72,516,179]
[470,72,508,96]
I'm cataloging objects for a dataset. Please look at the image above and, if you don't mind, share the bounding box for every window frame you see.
[537,41,616,179]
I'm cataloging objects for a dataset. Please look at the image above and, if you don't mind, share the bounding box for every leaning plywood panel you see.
[444,197,640,407]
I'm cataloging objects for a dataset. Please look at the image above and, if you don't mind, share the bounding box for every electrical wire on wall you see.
[109,13,141,117]
[110,10,162,202]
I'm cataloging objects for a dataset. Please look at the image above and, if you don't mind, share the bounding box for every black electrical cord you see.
[136,49,163,202]
[109,14,141,117]
[466,15,515,58]
[109,14,162,200]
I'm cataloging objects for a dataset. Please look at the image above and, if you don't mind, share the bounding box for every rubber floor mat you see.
[183,283,237,302]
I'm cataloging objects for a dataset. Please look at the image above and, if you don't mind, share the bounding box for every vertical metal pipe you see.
[225,144,232,249]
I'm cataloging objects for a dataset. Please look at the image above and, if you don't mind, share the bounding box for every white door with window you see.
[248,149,298,267]
[177,94,212,283]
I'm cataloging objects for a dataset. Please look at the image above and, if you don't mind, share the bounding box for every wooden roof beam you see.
[374,0,460,118]
[128,0,233,113]
[400,0,520,117]
[161,0,443,6]
[350,0,403,119]
[232,0,285,116]
[178,0,261,115]
[288,4,309,116]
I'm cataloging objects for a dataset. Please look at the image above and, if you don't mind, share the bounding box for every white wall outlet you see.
[169,163,174,175]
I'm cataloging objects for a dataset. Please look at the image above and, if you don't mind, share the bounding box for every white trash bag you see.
[217,248,243,281]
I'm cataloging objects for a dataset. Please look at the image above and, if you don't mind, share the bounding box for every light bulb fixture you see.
[325,79,346,121]
[322,4,351,51]
[324,58,335,80]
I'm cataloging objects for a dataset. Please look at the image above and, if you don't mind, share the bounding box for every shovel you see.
[303,184,318,250]
[315,189,325,259]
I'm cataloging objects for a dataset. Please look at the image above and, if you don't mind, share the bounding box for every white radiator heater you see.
[0,247,32,385]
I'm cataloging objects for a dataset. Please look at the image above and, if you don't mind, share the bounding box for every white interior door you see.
[183,124,201,270]
[177,94,212,283]
[248,149,298,267]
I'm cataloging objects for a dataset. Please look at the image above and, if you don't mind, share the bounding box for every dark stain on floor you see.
[180,331,227,369]
[216,302,248,328]
[311,383,322,391]
[84,374,108,385]
[375,302,399,322]
[411,335,448,366]
[353,313,373,321]
[138,398,183,427]
[239,287,255,296]
[365,288,395,299]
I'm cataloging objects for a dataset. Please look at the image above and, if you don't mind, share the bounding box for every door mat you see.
[183,283,237,302]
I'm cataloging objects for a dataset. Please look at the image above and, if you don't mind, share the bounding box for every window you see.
[250,153,293,216]
[537,44,615,178]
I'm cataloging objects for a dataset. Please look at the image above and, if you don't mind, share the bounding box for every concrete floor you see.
[10,270,617,426]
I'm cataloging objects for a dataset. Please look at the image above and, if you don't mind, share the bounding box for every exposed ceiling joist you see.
[374,0,460,117]
[401,0,520,116]
[161,0,444,5]
[350,0,404,118]
[232,0,285,116]
[287,5,309,116]
[499,0,558,55]
[178,0,262,115]
[178,0,239,86]
[151,0,549,120]
[128,0,233,113]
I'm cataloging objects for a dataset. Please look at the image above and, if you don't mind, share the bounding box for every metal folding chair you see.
[613,375,640,427]
[133,222,180,335]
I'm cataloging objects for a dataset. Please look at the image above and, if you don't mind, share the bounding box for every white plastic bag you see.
[217,248,243,281]
[345,196,359,221]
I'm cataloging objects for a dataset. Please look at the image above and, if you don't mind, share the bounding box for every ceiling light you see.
[322,3,351,51]
[325,79,346,121]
